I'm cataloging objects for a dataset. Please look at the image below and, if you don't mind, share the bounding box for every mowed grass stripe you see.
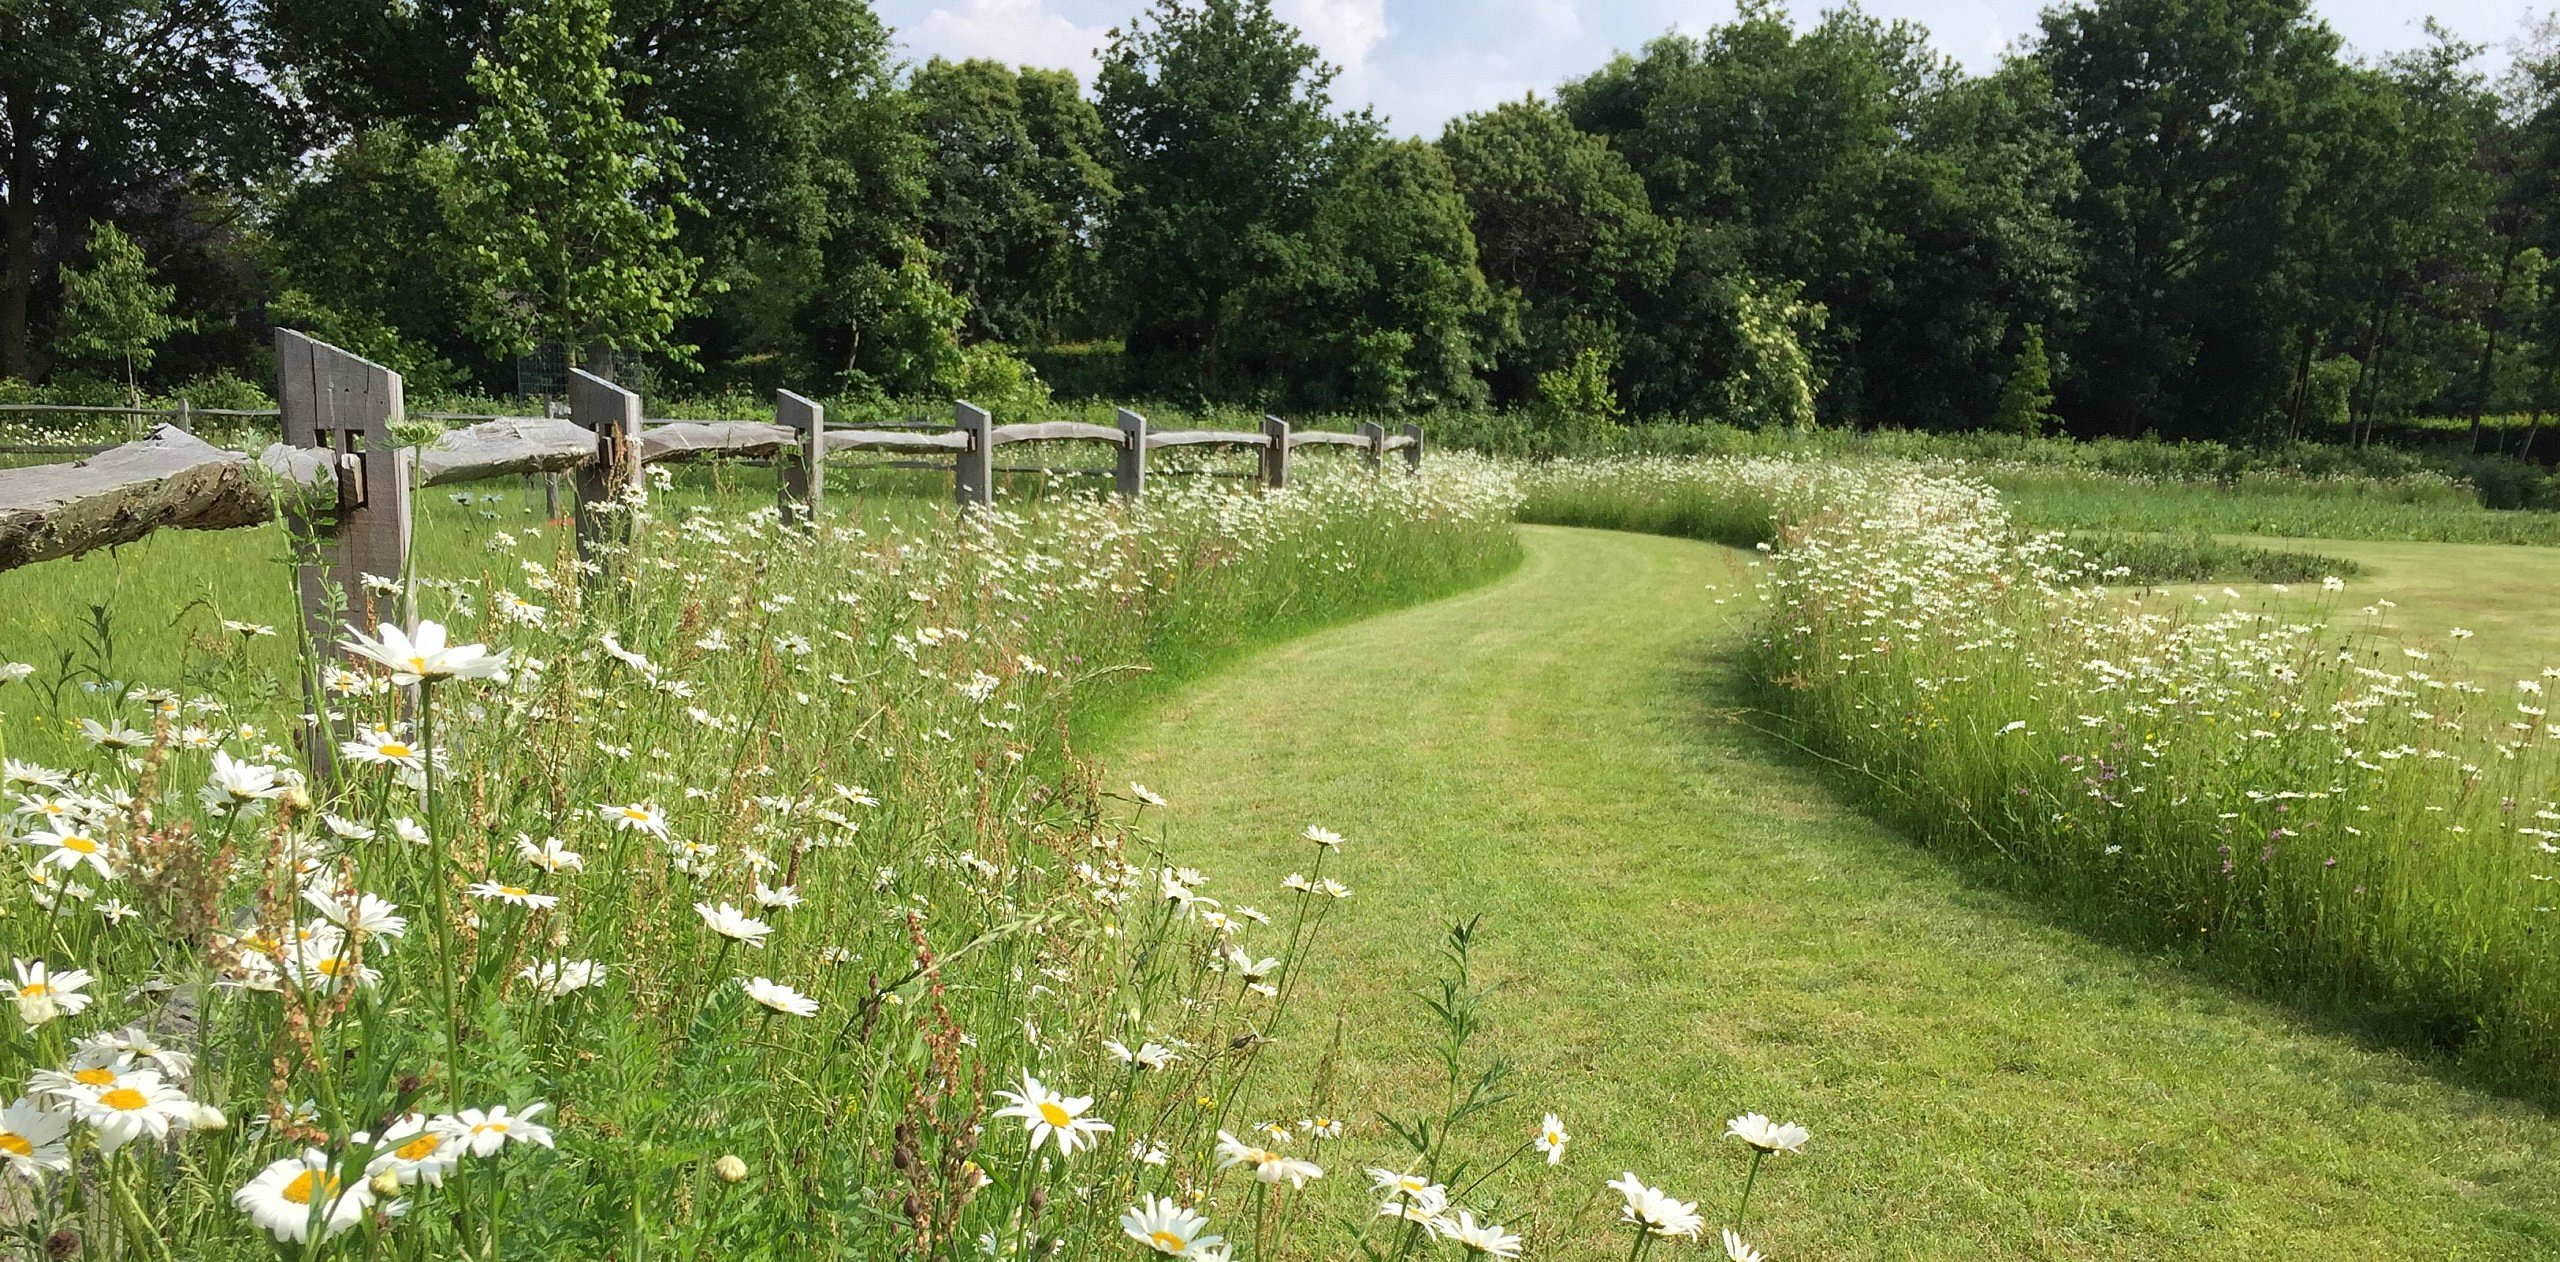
[1110,524,2560,1260]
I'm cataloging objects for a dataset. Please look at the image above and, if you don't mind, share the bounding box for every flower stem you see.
[1734,1149,1766,1232]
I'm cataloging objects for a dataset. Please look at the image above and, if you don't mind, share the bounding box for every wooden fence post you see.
[1357,420,1385,472]
[173,398,193,435]
[276,330,412,790]
[1261,415,1291,489]
[954,400,993,508]
[1115,408,1148,502]
[1403,422,1425,473]
[275,330,412,645]
[776,389,824,525]
[570,368,642,560]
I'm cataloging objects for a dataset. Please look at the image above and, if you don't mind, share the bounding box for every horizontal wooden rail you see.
[639,420,795,464]
[1382,435,1417,451]
[826,429,972,454]
[1288,430,1373,450]
[1145,429,1272,450]
[0,425,339,572]
[992,421,1130,446]
[416,417,598,487]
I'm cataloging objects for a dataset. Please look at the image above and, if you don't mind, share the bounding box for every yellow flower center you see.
[72,1068,115,1087]
[314,957,346,977]
[472,1121,509,1136]
[15,984,47,999]
[1036,1101,1074,1128]
[394,1133,445,1161]
[406,656,430,673]
[623,807,651,820]
[98,1087,146,1111]
[378,742,413,758]
[0,1133,29,1156]
[61,836,96,854]
[282,1168,339,1205]
[501,885,530,897]
[1150,1230,1189,1252]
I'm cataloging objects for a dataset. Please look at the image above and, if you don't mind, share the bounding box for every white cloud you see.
[1278,0,1393,70]
[907,0,1110,82]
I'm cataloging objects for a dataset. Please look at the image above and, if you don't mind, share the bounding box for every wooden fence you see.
[0,331,1427,642]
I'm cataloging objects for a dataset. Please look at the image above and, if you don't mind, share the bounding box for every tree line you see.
[7,0,2560,446]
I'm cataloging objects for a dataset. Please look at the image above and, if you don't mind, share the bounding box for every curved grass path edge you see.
[1107,525,2560,1260]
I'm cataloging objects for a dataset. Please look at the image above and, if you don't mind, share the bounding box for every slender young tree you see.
[53,221,183,408]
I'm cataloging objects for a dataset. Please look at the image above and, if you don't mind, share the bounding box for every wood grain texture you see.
[954,401,993,507]
[776,390,823,524]
[416,418,597,486]
[1144,429,1272,449]
[1260,415,1290,489]
[990,420,1129,446]
[1357,420,1387,471]
[637,420,795,463]
[823,428,971,453]
[1114,408,1147,501]
[0,426,272,571]
[1286,430,1372,449]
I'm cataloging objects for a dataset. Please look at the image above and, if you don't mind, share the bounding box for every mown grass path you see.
[1109,525,2560,1260]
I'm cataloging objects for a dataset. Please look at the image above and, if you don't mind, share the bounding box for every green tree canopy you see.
[913,58,1116,346]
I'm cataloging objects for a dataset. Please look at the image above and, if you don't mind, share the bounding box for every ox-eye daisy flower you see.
[743,977,818,1017]
[467,881,559,910]
[436,1102,554,1156]
[1215,1131,1321,1186]
[1608,1172,1702,1239]
[520,959,606,997]
[0,1097,70,1178]
[24,825,112,879]
[1444,1210,1522,1258]
[1725,1113,1809,1155]
[73,1070,192,1151]
[993,1072,1113,1156]
[601,802,670,840]
[1304,825,1344,849]
[517,835,583,873]
[1121,1195,1220,1256]
[12,959,92,1027]
[695,902,771,948]
[1534,1112,1569,1164]
[1721,1229,1766,1262]
[342,620,506,685]
[235,1149,373,1243]
[365,1114,464,1187]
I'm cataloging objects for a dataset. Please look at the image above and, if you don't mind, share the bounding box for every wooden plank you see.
[776,390,823,525]
[1287,429,1372,449]
[415,417,597,487]
[1114,408,1147,501]
[637,420,795,464]
[823,428,971,454]
[829,427,967,453]
[954,400,992,508]
[1260,415,1290,488]
[1357,420,1386,471]
[0,426,274,571]
[1381,434,1417,451]
[1145,429,1272,449]
[989,420,1128,446]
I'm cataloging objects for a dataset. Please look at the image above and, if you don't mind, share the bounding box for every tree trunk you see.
[2469,244,2518,453]
[2523,356,2557,463]
[2285,333,2316,442]
[0,93,37,381]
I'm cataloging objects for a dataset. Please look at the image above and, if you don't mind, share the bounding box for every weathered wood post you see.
[1357,420,1385,472]
[1114,407,1148,502]
[173,397,193,435]
[276,330,412,647]
[954,400,993,508]
[1260,415,1291,489]
[1403,422,1425,473]
[570,368,642,560]
[776,389,824,525]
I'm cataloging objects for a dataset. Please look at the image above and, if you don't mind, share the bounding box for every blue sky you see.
[874,0,2553,136]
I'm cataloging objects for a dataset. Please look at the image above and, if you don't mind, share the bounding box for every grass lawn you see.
[1109,524,2560,1260]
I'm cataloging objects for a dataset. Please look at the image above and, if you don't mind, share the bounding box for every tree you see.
[1991,324,2059,435]
[1237,135,1495,409]
[1,0,292,378]
[53,221,182,406]
[2035,0,2350,437]
[264,126,483,390]
[452,0,703,366]
[1097,0,1344,393]
[1561,6,2077,428]
[913,59,1116,346]
[1437,96,1675,403]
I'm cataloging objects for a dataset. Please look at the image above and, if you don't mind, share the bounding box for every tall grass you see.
[1525,455,2560,1095]
[0,461,1705,1259]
